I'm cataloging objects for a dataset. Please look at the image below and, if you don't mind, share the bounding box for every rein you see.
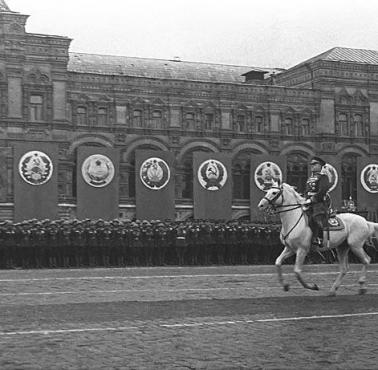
[264,188,303,214]
[263,185,305,240]
[281,212,304,241]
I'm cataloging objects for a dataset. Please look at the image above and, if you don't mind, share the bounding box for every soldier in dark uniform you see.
[4,222,16,268]
[34,221,48,268]
[212,223,226,265]
[174,222,187,266]
[186,222,200,265]
[122,219,132,266]
[154,222,168,266]
[140,220,154,266]
[304,156,331,246]
[86,221,98,267]
[46,221,59,267]
[130,222,142,266]
[71,221,87,267]
[111,219,125,266]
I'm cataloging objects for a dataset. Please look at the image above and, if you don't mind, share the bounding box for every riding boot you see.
[311,224,322,248]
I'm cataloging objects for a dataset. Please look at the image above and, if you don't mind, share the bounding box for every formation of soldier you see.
[0,218,286,269]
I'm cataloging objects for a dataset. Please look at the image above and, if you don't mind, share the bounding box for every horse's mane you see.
[282,183,305,203]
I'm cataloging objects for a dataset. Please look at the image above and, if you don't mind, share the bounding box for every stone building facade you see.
[0,1,377,221]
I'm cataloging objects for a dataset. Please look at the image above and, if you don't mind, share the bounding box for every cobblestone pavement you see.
[0,264,377,369]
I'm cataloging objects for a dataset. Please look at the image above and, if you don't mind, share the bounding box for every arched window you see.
[119,165,128,199]
[97,107,107,126]
[77,106,87,125]
[128,158,136,198]
[341,153,358,203]
[204,113,214,130]
[30,95,43,121]
[133,109,143,127]
[286,152,309,194]
[181,159,193,199]
[338,113,349,136]
[177,149,212,199]
[232,151,259,200]
[151,110,162,128]
[184,112,195,130]
[235,114,246,132]
[300,119,310,136]
[353,114,364,137]
[256,115,264,133]
[232,162,250,199]
[282,118,293,135]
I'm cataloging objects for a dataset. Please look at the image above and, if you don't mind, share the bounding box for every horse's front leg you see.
[275,246,295,291]
[294,247,319,291]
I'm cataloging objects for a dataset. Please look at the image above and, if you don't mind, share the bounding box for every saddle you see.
[311,215,345,250]
[326,215,345,231]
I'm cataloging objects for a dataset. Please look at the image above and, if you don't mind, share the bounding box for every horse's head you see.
[257,183,283,211]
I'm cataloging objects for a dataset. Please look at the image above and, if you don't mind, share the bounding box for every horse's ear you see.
[272,180,279,188]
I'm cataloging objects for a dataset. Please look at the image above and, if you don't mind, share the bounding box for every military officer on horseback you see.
[304,156,331,246]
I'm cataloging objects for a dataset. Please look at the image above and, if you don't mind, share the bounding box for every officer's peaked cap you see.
[310,156,326,167]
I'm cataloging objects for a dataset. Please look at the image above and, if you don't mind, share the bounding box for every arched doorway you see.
[177,148,213,200]
[286,152,309,193]
[232,150,261,200]
[341,153,359,203]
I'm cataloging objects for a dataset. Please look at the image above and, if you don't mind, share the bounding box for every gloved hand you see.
[303,198,312,211]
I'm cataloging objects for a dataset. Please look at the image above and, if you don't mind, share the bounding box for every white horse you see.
[257,183,377,295]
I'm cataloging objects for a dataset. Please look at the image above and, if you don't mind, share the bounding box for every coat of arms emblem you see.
[198,159,228,191]
[254,162,282,191]
[360,164,378,193]
[18,151,53,186]
[82,154,115,188]
[140,157,170,190]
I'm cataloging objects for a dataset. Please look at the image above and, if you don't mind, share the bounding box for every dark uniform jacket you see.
[305,172,331,217]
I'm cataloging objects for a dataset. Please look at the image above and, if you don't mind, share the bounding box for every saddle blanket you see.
[327,216,345,231]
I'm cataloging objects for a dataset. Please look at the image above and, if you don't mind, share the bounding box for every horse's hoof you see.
[312,284,319,291]
[283,284,290,292]
[359,288,367,295]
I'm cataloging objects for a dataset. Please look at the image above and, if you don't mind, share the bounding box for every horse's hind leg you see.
[275,246,294,291]
[350,243,371,295]
[329,243,349,296]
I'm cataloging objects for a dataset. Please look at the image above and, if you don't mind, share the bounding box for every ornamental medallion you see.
[197,159,228,191]
[254,161,282,191]
[321,163,338,192]
[140,157,170,190]
[18,151,53,186]
[360,164,378,193]
[82,154,115,188]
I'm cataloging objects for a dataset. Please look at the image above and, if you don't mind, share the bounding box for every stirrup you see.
[312,237,323,247]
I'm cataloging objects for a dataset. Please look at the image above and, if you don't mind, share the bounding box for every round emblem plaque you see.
[81,154,115,188]
[18,151,53,186]
[254,161,282,191]
[360,164,378,193]
[197,159,228,191]
[140,157,170,190]
[322,163,338,192]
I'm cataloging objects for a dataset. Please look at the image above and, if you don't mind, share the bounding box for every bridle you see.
[262,184,305,241]
[263,185,302,214]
